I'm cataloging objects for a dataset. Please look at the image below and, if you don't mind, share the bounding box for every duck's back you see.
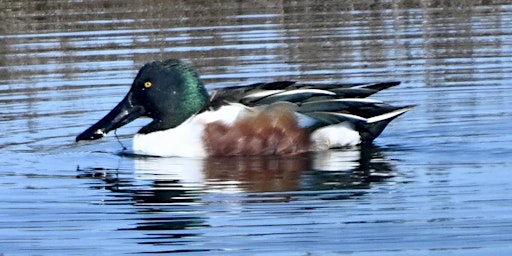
[208,81,414,144]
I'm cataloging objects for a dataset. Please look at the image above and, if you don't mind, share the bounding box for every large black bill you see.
[75,95,144,142]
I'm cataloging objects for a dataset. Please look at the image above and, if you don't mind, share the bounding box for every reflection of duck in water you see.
[76,59,413,157]
[76,147,396,238]
[78,146,395,194]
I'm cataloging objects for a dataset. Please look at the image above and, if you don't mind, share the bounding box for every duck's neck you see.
[139,90,209,135]
[170,60,210,125]
[180,81,210,120]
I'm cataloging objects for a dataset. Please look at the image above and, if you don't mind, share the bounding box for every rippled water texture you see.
[1,1,512,255]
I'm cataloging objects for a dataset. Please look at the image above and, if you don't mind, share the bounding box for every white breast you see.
[131,104,244,157]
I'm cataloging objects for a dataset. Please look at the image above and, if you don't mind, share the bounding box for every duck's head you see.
[76,59,209,142]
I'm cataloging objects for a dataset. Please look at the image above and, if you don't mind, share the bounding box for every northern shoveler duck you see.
[76,59,414,157]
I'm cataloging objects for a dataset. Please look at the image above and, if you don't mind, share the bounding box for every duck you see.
[76,59,414,157]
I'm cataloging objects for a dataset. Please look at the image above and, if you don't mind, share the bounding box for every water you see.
[1,0,512,255]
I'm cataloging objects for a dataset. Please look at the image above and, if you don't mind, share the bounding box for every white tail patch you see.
[311,122,360,150]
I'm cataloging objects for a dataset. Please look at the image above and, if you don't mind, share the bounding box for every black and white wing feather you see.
[208,81,414,143]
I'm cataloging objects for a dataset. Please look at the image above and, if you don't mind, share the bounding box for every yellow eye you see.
[144,81,152,88]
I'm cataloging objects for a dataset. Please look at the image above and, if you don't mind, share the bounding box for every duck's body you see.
[76,59,414,157]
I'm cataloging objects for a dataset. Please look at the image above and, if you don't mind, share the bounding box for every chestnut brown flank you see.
[203,107,311,156]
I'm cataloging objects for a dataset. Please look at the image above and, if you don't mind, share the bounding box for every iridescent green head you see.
[76,59,210,141]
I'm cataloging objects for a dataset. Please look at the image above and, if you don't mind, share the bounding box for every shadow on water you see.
[76,146,396,251]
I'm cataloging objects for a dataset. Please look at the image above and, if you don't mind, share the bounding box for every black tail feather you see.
[356,105,414,144]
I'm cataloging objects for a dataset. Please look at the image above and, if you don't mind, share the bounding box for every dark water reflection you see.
[1,0,512,255]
